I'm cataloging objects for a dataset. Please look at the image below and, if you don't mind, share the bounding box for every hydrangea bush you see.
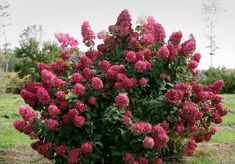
[13,10,227,164]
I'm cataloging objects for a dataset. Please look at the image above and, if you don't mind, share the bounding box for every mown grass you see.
[0,128,32,148]
[0,94,31,148]
[221,94,235,125]
[0,94,235,163]
[182,143,235,164]
[0,94,23,122]
[210,127,235,143]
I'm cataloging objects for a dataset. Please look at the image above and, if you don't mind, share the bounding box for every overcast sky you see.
[3,0,235,69]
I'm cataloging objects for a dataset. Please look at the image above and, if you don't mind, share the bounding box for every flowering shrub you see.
[13,10,227,164]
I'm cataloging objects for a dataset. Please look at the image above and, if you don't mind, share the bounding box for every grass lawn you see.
[0,94,235,163]
[221,94,235,125]
[0,94,32,148]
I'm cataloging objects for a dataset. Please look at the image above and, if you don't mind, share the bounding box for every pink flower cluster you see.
[135,60,151,72]
[13,120,34,137]
[164,88,184,105]
[106,64,125,80]
[48,104,61,116]
[123,152,162,164]
[157,46,169,61]
[20,82,47,107]
[62,108,86,128]
[125,51,137,63]
[181,102,203,126]
[123,110,132,126]
[41,69,55,85]
[183,140,197,156]
[140,16,166,45]
[138,77,148,86]
[46,118,59,131]
[152,125,169,150]
[79,55,93,68]
[112,72,138,90]
[174,121,185,134]
[160,73,168,80]
[115,93,130,108]
[55,33,78,49]
[99,60,111,72]
[51,59,66,75]
[168,31,182,46]
[182,37,196,57]
[56,145,68,157]
[70,72,85,84]
[53,78,67,88]
[81,21,95,47]
[97,30,106,40]
[74,116,86,128]
[36,87,51,105]
[143,136,155,148]
[19,106,37,123]
[71,83,86,96]
[131,122,152,135]
[109,9,133,36]
[91,77,104,90]
[67,141,92,163]
[208,80,224,94]
[31,140,92,163]
[88,96,96,105]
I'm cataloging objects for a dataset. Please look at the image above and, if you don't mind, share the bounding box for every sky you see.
[2,0,235,69]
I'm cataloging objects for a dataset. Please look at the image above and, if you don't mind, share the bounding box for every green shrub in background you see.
[5,72,31,93]
[199,67,235,93]
[0,72,30,94]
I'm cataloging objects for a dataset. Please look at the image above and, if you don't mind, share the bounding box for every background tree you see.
[14,25,61,82]
[202,0,225,67]
[0,0,11,72]
[0,49,16,71]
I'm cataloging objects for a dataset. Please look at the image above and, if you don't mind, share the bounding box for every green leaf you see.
[94,141,103,148]
[65,92,77,100]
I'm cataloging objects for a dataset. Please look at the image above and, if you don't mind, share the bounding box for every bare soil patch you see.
[0,145,51,164]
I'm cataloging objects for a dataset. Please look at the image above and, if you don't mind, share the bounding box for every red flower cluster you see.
[164,88,184,105]
[115,93,130,108]
[123,110,132,126]
[157,46,169,61]
[123,152,163,164]
[131,122,152,135]
[168,31,182,46]
[13,120,34,137]
[91,77,104,90]
[182,38,196,57]
[19,106,37,123]
[81,21,96,47]
[46,118,59,131]
[55,33,78,49]
[152,125,169,151]
[183,140,197,156]
[143,136,155,148]
[48,104,61,116]
[181,102,203,126]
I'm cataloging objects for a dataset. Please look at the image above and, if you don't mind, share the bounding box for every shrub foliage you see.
[13,10,227,164]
